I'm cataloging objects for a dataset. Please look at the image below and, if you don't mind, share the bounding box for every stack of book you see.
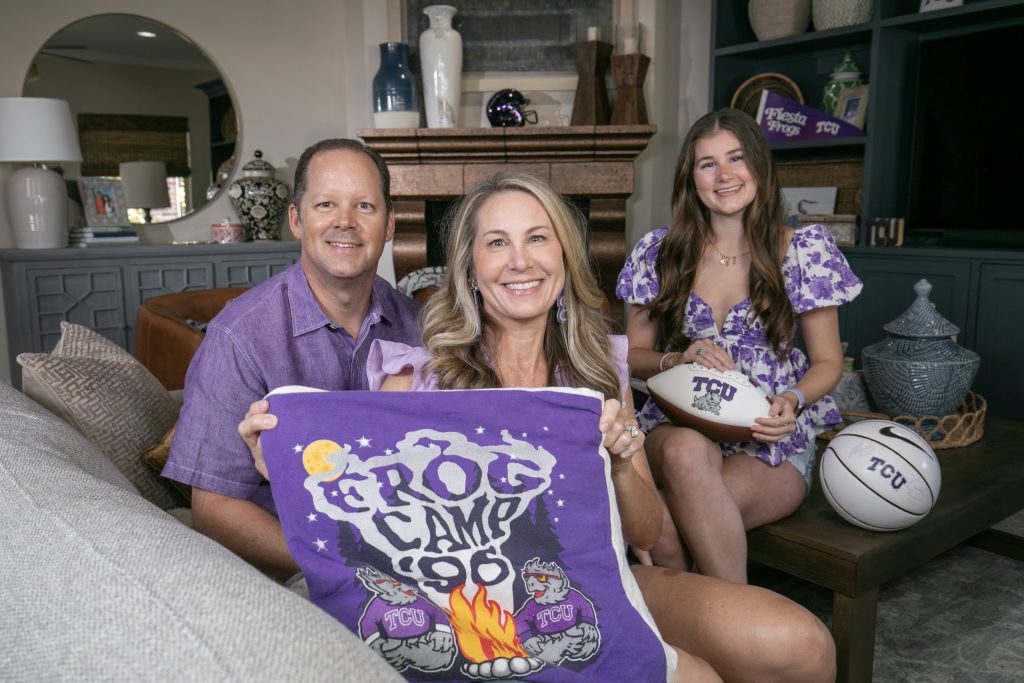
[69,227,139,247]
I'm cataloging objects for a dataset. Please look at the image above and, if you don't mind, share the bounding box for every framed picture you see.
[78,177,128,227]
[920,0,963,12]
[781,186,838,225]
[835,85,869,130]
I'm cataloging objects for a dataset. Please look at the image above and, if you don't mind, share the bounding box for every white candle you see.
[622,37,638,54]
[587,26,599,41]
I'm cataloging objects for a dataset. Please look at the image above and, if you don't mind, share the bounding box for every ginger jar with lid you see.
[227,150,291,241]
[861,279,980,418]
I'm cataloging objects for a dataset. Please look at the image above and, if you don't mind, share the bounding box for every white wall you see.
[0,0,710,383]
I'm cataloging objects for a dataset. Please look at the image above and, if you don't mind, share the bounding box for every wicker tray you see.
[820,391,986,449]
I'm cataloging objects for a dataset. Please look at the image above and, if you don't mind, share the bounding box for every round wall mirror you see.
[22,14,237,225]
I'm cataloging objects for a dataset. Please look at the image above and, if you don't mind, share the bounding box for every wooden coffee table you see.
[747,418,1024,683]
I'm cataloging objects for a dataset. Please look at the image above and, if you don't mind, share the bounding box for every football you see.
[646,362,772,442]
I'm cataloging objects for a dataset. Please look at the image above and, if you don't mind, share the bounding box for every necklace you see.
[710,243,751,266]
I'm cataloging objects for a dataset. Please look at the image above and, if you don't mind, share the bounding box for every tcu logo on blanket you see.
[690,375,737,416]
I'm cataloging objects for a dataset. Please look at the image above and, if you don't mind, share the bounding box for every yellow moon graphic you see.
[302,439,343,481]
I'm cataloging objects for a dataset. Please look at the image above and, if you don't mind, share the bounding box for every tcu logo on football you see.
[690,376,737,417]
[691,376,737,401]
[866,456,908,490]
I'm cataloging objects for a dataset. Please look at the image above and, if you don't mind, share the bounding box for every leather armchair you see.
[134,288,248,390]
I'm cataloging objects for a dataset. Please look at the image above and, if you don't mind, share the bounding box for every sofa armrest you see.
[134,288,248,391]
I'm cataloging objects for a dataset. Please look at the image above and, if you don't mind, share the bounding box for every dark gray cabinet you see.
[1,242,299,387]
[838,246,1024,420]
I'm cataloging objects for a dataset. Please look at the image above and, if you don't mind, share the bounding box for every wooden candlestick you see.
[611,53,650,125]
[571,40,613,126]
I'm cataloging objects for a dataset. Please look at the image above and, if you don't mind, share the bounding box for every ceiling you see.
[39,14,215,72]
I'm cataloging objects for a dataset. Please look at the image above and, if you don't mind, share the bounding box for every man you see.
[163,139,421,581]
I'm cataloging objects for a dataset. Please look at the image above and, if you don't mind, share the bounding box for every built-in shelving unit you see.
[711,0,1024,244]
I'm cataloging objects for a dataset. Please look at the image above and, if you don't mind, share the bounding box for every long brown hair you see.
[645,108,794,358]
[419,172,620,399]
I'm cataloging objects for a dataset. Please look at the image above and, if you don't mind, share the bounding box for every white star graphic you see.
[500,477,507,484]
[357,436,371,448]
[521,432,528,437]
[292,444,303,453]
[313,538,328,552]
[554,517,560,523]
[385,448,393,455]
[558,473,566,480]
[306,512,317,523]
[547,490,554,495]
[543,426,549,431]
[475,426,485,434]
[330,490,339,497]
[556,499,565,508]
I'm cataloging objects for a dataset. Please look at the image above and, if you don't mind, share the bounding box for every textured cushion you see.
[139,424,191,505]
[16,322,181,509]
[0,381,402,682]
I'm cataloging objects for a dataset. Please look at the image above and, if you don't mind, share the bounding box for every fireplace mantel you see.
[359,125,656,320]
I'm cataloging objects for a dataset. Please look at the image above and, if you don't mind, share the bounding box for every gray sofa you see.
[0,380,400,682]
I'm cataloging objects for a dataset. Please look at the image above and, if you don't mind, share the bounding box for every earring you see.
[556,291,568,325]
[469,278,478,292]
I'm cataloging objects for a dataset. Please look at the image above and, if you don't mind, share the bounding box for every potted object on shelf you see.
[419,5,462,128]
[812,0,873,30]
[372,42,420,128]
[227,150,291,241]
[861,279,980,418]
[748,0,811,41]
[822,50,864,116]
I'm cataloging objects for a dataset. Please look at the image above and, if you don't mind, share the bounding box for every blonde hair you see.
[419,172,620,399]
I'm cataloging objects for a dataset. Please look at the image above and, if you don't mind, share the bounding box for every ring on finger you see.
[625,424,640,439]
[696,347,705,357]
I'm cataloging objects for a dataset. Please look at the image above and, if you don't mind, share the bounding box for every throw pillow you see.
[261,387,676,682]
[139,423,191,505]
[17,322,182,510]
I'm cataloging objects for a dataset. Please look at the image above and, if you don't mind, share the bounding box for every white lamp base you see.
[5,166,68,249]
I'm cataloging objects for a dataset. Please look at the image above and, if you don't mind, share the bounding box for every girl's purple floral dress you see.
[616,224,863,468]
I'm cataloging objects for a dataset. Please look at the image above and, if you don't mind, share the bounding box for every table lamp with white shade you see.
[119,160,169,223]
[0,97,83,249]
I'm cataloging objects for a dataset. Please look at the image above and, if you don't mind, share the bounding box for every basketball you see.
[646,362,771,443]
[819,419,941,531]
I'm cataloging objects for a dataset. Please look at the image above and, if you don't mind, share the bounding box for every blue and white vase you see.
[372,42,420,128]
[419,5,462,128]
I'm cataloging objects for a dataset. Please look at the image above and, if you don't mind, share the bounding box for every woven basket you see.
[748,0,812,41]
[820,391,987,449]
[812,0,873,31]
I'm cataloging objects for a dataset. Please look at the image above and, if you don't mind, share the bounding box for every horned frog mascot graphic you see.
[513,558,601,665]
[355,566,457,673]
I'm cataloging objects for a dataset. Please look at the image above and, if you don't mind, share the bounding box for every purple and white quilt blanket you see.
[261,386,675,682]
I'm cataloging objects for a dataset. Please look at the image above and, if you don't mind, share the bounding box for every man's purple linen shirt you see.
[162,262,421,514]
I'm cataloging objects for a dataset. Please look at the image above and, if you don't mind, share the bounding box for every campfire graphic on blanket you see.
[261,388,673,682]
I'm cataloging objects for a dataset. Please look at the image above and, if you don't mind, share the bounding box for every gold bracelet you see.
[659,352,678,372]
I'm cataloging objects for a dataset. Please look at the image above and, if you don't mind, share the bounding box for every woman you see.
[617,108,862,583]
[243,172,836,682]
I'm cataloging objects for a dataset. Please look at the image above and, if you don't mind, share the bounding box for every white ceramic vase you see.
[419,5,462,128]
